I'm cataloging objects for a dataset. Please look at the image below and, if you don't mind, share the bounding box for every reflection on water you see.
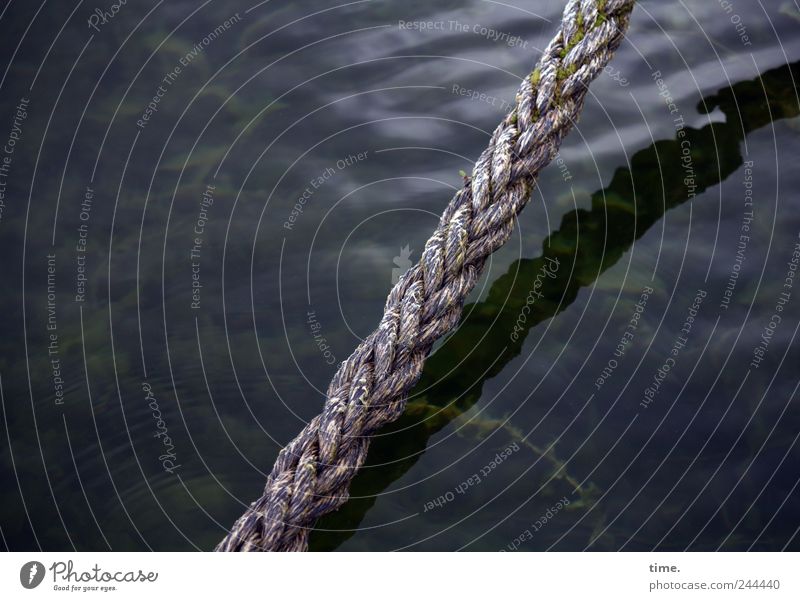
[0,0,798,551]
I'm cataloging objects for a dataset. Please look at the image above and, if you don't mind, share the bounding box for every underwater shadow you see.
[309,60,800,550]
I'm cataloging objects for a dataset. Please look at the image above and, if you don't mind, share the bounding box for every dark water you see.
[0,0,799,551]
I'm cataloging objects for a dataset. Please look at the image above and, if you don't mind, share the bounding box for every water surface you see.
[0,0,799,551]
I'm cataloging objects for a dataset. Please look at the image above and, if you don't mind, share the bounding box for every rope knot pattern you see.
[218,0,635,552]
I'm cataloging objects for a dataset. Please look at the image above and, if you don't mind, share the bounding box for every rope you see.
[217,0,636,552]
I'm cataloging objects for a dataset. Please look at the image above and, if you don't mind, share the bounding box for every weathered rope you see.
[218,0,635,552]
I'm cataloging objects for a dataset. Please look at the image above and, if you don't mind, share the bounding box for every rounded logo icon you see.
[20,561,46,589]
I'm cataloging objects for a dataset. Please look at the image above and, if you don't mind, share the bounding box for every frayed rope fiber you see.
[218,0,636,552]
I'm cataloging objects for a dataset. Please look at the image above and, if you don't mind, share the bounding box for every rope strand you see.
[218,0,636,552]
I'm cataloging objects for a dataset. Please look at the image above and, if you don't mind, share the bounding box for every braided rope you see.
[218,0,635,552]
